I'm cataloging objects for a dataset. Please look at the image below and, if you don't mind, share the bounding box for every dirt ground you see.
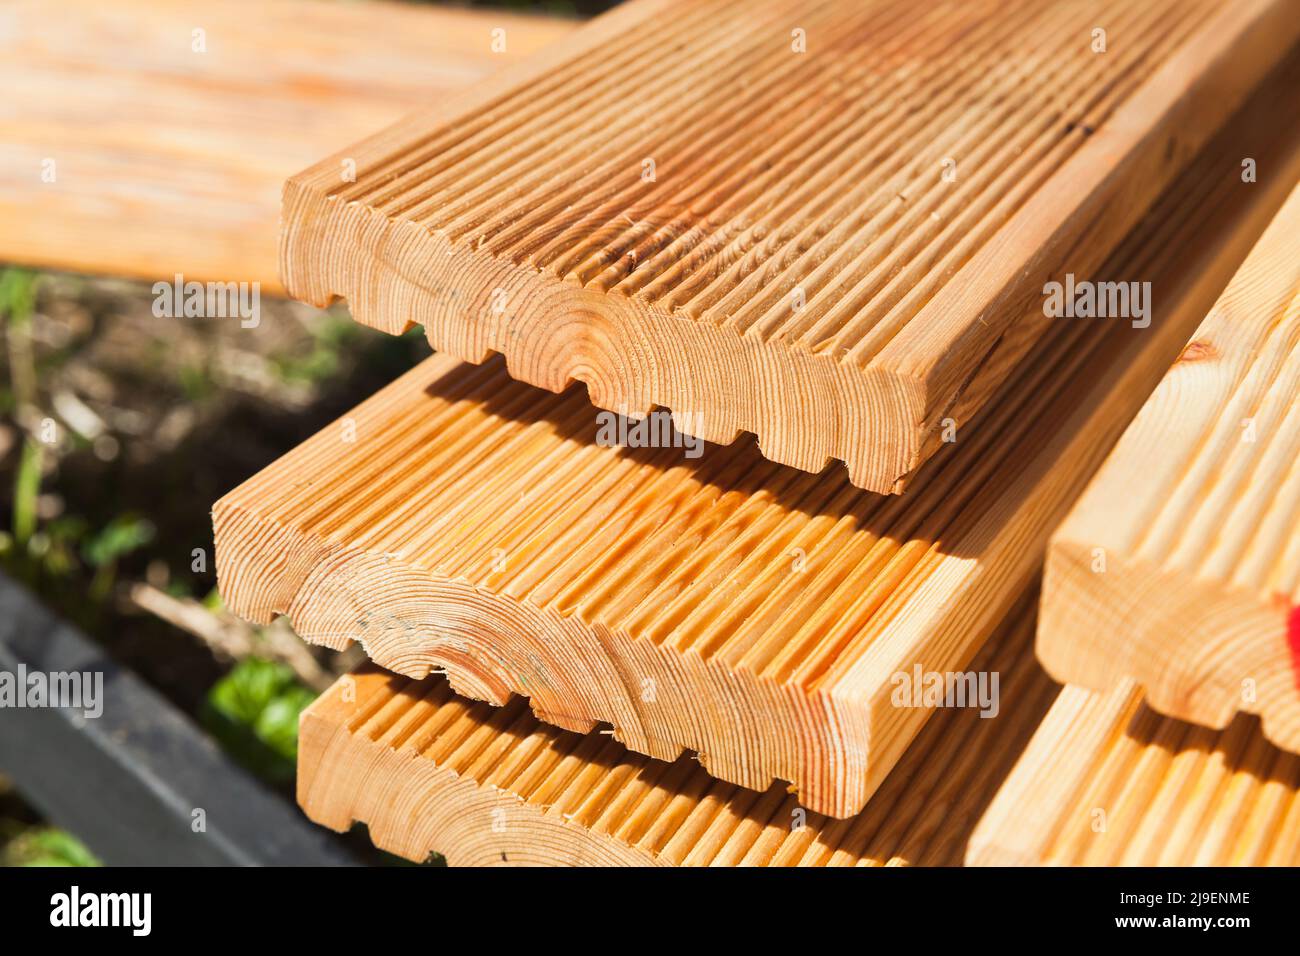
[3,270,428,700]
[0,267,438,861]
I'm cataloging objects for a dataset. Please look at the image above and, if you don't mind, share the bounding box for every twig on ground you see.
[126,582,333,691]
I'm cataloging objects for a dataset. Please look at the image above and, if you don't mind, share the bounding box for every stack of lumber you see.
[206,0,1300,863]
[1038,183,1300,752]
[217,49,1300,819]
[0,0,573,289]
[279,0,1299,493]
[972,136,1300,870]
[298,593,1054,866]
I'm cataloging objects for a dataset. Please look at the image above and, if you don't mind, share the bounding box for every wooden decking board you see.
[298,594,1056,866]
[219,66,1300,817]
[0,0,573,289]
[1038,184,1300,753]
[280,0,1300,493]
[967,682,1300,866]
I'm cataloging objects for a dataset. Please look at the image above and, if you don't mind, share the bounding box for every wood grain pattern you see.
[967,681,1300,865]
[219,70,1300,816]
[0,0,573,289]
[280,0,1300,492]
[298,593,1054,866]
[1038,185,1300,753]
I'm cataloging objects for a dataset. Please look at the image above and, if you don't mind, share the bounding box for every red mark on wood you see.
[1289,604,1300,692]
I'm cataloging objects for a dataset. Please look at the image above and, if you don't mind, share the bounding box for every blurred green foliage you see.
[2,827,101,867]
[0,268,37,331]
[11,438,40,547]
[81,514,156,569]
[272,309,365,386]
[201,658,317,787]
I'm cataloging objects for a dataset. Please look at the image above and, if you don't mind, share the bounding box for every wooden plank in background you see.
[218,65,1300,817]
[1038,184,1300,752]
[298,595,1054,866]
[0,0,574,290]
[280,0,1300,493]
[967,681,1300,866]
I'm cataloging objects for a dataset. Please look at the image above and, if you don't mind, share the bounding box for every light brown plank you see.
[1038,184,1300,752]
[219,65,1300,817]
[0,0,573,290]
[280,0,1300,492]
[967,682,1300,866]
[298,593,1053,866]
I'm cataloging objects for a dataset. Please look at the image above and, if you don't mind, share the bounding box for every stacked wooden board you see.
[278,0,1300,493]
[217,51,1300,819]
[204,0,1300,863]
[967,682,1300,866]
[304,602,1300,867]
[298,593,1054,866]
[1038,184,1300,752]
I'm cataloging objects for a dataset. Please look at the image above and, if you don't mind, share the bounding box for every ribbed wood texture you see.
[1039,185,1300,754]
[298,594,1054,866]
[0,0,572,290]
[967,682,1300,865]
[280,0,1300,493]
[219,69,1300,816]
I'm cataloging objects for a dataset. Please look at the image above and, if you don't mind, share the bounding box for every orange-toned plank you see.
[281,0,1300,491]
[299,595,1053,866]
[1039,184,1300,753]
[0,0,573,289]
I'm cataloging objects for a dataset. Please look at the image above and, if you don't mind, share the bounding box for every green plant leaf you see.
[12,439,41,545]
[81,514,155,567]
[3,827,100,867]
[201,658,317,786]
[0,268,37,325]
[254,686,316,760]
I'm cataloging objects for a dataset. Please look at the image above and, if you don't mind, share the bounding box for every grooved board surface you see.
[219,68,1300,816]
[967,681,1300,866]
[280,0,1300,492]
[298,595,1054,866]
[1039,184,1300,753]
[0,0,573,289]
